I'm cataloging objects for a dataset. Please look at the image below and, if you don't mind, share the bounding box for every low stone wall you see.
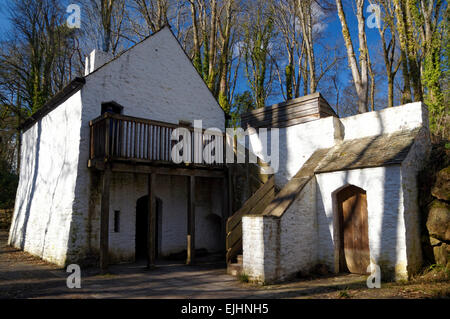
[0,209,13,230]
[242,179,318,283]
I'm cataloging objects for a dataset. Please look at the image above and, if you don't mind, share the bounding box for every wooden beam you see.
[186,175,195,265]
[100,165,111,273]
[88,159,225,178]
[147,173,156,269]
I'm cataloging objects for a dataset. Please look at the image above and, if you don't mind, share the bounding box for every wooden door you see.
[337,185,370,274]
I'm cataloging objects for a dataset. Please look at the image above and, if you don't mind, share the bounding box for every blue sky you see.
[0,0,387,108]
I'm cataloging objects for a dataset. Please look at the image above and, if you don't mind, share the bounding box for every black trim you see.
[21,77,86,132]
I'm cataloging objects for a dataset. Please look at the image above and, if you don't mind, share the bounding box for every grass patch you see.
[414,264,450,283]
[238,273,249,283]
[338,289,351,299]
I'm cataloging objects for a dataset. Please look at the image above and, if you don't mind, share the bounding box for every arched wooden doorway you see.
[336,185,370,274]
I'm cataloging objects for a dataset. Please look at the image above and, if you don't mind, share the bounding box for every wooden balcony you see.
[89,113,230,272]
[88,112,225,176]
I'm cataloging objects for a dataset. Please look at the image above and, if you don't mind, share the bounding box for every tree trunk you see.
[335,0,368,113]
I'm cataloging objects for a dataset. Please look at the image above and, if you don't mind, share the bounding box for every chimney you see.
[84,50,113,76]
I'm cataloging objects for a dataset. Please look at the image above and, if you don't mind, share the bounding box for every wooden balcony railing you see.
[89,113,225,167]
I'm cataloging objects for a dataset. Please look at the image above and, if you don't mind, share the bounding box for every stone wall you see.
[316,166,409,280]
[242,179,317,283]
[241,102,430,283]
[339,102,427,140]
[247,116,340,189]
[9,27,226,267]
[87,173,224,264]
[71,26,226,264]
[8,91,83,266]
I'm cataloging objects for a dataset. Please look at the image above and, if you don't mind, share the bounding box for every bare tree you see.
[335,0,370,113]
[242,0,277,108]
[370,0,402,107]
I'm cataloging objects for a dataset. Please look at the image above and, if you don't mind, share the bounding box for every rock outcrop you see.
[424,166,450,267]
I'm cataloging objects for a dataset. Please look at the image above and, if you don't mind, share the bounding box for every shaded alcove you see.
[135,195,162,260]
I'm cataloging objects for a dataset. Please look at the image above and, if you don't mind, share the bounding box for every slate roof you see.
[314,128,420,174]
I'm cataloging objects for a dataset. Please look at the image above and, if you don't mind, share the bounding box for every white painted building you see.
[9,26,227,267]
[8,25,431,284]
[241,100,431,283]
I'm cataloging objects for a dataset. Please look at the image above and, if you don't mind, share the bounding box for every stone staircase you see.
[225,176,277,267]
[226,148,332,278]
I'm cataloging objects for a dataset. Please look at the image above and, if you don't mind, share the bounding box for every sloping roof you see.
[20,27,169,132]
[21,24,225,132]
[314,128,420,173]
[21,77,86,131]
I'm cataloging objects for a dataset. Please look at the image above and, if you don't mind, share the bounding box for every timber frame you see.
[89,112,229,272]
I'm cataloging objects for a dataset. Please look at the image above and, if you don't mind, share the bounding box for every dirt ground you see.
[0,231,448,299]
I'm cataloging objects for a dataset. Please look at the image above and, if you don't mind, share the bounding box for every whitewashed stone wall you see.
[87,173,224,263]
[72,26,226,263]
[400,127,431,275]
[247,116,341,188]
[10,26,226,266]
[278,179,318,278]
[8,92,83,266]
[339,102,427,140]
[242,215,279,283]
[316,166,409,280]
[242,102,430,283]
[243,179,317,283]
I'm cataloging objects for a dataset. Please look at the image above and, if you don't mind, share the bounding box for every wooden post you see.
[105,117,111,158]
[227,168,233,217]
[147,173,156,269]
[186,175,195,265]
[221,176,229,249]
[100,165,111,273]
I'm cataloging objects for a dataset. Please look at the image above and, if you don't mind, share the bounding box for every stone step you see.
[237,254,243,264]
[227,262,243,277]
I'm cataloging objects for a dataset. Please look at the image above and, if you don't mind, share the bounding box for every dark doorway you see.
[135,196,162,260]
[337,185,370,274]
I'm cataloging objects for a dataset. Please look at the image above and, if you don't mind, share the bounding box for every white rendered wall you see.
[8,92,83,266]
[242,215,279,283]
[243,179,318,283]
[87,173,224,263]
[71,26,226,263]
[339,102,427,140]
[246,116,341,188]
[315,166,411,280]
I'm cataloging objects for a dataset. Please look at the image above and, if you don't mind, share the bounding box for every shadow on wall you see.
[320,111,405,280]
[9,120,42,250]
[40,110,73,259]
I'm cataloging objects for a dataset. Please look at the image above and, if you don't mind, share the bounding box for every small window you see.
[114,210,120,232]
